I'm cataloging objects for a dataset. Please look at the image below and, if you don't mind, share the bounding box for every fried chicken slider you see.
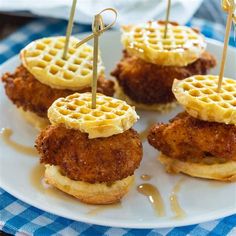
[2,36,114,129]
[148,75,236,181]
[112,21,216,111]
[35,92,143,204]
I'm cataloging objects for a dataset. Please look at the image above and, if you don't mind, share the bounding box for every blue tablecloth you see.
[0,18,235,236]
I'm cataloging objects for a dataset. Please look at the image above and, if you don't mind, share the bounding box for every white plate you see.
[0,31,236,229]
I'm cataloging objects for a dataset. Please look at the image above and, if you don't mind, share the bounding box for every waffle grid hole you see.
[48,49,57,56]
[200,97,210,103]
[224,86,234,92]
[189,90,201,97]
[42,54,52,62]
[84,63,93,70]
[37,61,47,69]
[192,82,204,88]
[63,72,73,80]
[70,114,81,119]
[56,102,64,107]
[79,52,88,59]
[147,33,156,38]
[56,60,65,68]
[42,39,52,44]
[73,100,85,106]
[84,115,96,121]
[200,89,213,95]
[101,106,112,112]
[92,111,104,117]
[80,107,91,114]
[221,95,233,101]
[55,42,63,49]
[59,109,70,115]
[68,48,76,55]
[122,105,129,111]
[36,43,46,50]
[220,103,230,109]
[68,65,78,73]
[74,58,82,65]
[205,82,214,87]
[230,101,236,107]
[183,84,191,91]
[209,95,221,102]
[115,111,125,116]
[28,51,41,57]
[106,114,117,119]
[108,102,119,108]
[49,66,59,75]
[67,104,77,111]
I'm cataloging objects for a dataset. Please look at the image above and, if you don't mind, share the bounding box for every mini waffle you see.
[121,21,206,66]
[173,75,236,124]
[159,154,236,182]
[45,165,134,205]
[20,36,104,90]
[48,92,139,138]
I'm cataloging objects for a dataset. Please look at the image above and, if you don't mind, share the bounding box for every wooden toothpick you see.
[217,0,235,92]
[164,0,171,38]
[75,8,117,48]
[91,15,102,109]
[63,0,77,60]
[73,8,117,109]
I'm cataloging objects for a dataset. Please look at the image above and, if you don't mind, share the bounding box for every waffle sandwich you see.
[35,92,143,204]
[2,36,114,129]
[112,21,216,111]
[148,75,236,181]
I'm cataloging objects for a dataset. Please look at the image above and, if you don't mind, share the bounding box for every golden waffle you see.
[121,21,206,66]
[48,92,139,138]
[45,165,134,204]
[173,75,236,124]
[159,154,236,182]
[20,36,104,90]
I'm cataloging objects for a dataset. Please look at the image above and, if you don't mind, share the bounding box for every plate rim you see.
[0,32,236,229]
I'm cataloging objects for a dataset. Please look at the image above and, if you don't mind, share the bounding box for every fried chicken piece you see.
[148,112,236,161]
[111,51,216,104]
[2,65,115,118]
[36,125,143,183]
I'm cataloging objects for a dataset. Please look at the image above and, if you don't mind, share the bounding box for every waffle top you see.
[20,36,104,90]
[48,92,139,138]
[121,21,206,66]
[173,75,236,124]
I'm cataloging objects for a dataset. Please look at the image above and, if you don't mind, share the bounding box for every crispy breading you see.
[35,125,143,183]
[2,65,115,118]
[111,51,216,104]
[148,112,236,162]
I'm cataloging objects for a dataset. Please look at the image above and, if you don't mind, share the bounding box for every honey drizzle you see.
[137,183,165,217]
[170,178,186,219]
[140,174,152,181]
[0,128,37,156]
